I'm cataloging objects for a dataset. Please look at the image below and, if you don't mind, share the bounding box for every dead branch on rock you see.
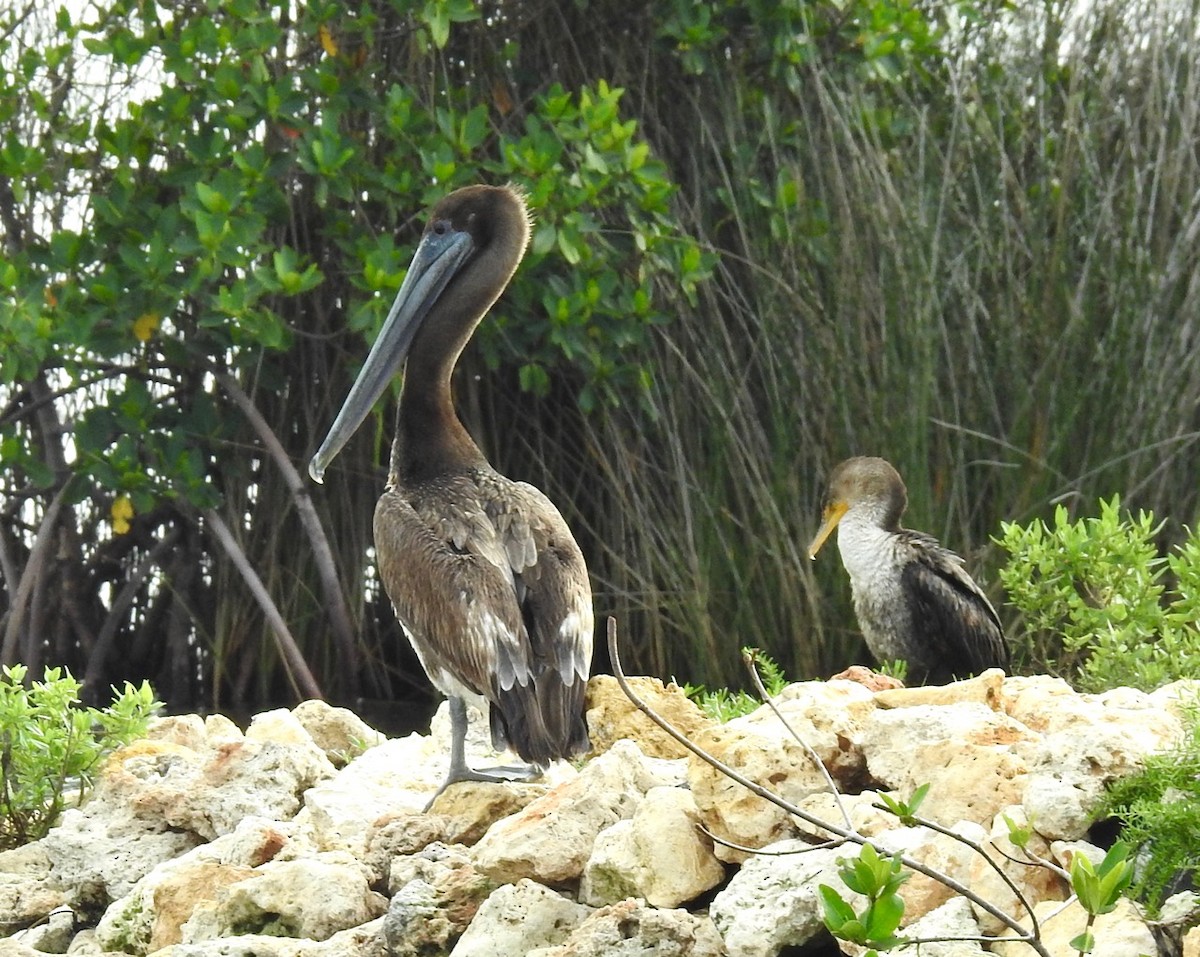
[606,617,1052,957]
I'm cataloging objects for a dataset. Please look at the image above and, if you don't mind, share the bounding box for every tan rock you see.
[862,703,1035,828]
[531,897,724,957]
[180,855,385,943]
[581,785,725,908]
[146,714,209,750]
[966,807,1068,935]
[472,739,668,885]
[98,735,335,842]
[874,669,1005,711]
[147,861,257,950]
[650,678,865,871]
[1184,925,1200,957]
[584,675,713,759]
[990,897,1156,956]
[292,699,387,767]
[94,818,296,954]
[426,780,549,845]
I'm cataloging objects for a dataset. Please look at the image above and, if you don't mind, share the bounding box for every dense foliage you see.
[4,0,1200,714]
[997,497,1200,692]
[1103,706,1200,915]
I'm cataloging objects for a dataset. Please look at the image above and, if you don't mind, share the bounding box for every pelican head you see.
[309,185,530,483]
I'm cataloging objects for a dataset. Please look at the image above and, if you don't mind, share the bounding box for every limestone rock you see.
[96,860,255,953]
[450,878,591,956]
[892,896,986,955]
[92,816,295,953]
[298,714,574,856]
[966,807,1067,935]
[385,843,497,955]
[1018,684,1181,841]
[862,703,1035,828]
[873,669,1005,711]
[530,897,724,957]
[10,906,75,953]
[581,785,725,908]
[297,735,447,855]
[360,813,448,885]
[0,842,70,937]
[425,780,550,844]
[709,839,862,957]
[44,794,203,908]
[990,896,1157,956]
[687,717,834,863]
[146,714,211,750]
[793,790,904,843]
[0,941,44,957]
[179,855,385,943]
[93,734,335,843]
[151,917,387,957]
[292,700,387,767]
[585,676,713,759]
[472,740,669,885]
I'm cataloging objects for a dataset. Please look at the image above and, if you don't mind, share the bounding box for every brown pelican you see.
[808,456,1008,684]
[309,184,593,800]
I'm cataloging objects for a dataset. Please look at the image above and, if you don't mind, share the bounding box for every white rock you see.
[450,879,591,956]
[0,842,70,934]
[152,916,387,957]
[292,700,387,766]
[94,818,299,953]
[1020,691,1180,840]
[990,896,1156,956]
[687,717,832,863]
[295,735,441,855]
[709,839,864,957]
[472,740,670,885]
[529,897,723,957]
[580,786,725,908]
[179,855,385,943]
[892,896,986,955]
[298,718,576,856]
[862,703,1035,828]
[44,797,202,906]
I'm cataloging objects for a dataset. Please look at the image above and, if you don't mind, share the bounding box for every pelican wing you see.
[373,469,593,763]
[898,531,1009,677]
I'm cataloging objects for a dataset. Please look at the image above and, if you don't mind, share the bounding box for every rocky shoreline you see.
[1,670,1196,956]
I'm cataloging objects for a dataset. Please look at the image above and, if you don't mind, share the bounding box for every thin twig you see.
[742,648,853,832]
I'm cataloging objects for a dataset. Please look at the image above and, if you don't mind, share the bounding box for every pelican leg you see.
[423,697,544,811]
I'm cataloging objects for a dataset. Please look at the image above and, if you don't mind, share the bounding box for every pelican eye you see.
[432,220,450,236]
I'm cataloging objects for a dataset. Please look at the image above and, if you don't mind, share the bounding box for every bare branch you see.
[203,508,323,701]
[212,369,360,695]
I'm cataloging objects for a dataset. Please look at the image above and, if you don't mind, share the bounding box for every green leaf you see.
[818,884,856,931]
[864,893,905,939]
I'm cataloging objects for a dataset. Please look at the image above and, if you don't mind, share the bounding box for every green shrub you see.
[996,496,1200,692]
[1102,704,1200,914]
[0,665,160,850]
